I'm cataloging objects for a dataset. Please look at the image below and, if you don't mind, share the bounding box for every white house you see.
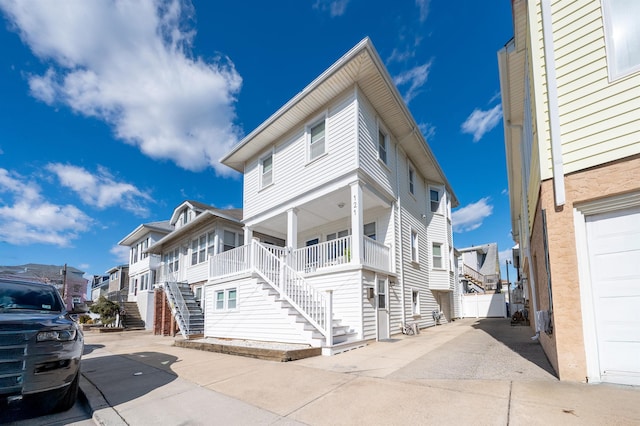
[118,220,173,329]
[204,38,459,354]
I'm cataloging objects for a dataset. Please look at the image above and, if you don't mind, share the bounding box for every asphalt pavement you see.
[79,318,640,425]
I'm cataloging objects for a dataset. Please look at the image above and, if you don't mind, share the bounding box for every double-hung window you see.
[408,165,415,195]
[191,234,207,265]
[410,230,419,263]
[430,189,441,213]
[378,128,388,164]
[309,119,326,161]
[602,0,640,80]
[432,243,443,269]
[261,153,273,188]
[223,230,241,252]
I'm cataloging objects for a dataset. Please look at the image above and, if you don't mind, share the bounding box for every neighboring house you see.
[144,201,248,335]
[498,0,640,385]
[105,265,129,300]
[0,263,87,310]
[118,220,173,329]
[90,274,109,301]
[456,244,506,319]
[204,38,458,354]
[457,243,501,293]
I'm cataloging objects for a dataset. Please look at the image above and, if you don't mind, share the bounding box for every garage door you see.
[586,205,640,386]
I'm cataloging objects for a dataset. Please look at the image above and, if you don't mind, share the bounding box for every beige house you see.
[498,0,640,385]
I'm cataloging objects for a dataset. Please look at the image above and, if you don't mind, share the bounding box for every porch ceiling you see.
[253,186,389,241]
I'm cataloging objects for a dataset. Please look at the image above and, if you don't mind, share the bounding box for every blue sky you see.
[0,0,517,284]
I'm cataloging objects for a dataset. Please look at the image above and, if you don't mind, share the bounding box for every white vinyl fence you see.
[462,293,507,318]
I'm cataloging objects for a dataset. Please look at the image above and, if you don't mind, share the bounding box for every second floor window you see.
[432,243,443,269]
[410,230,419,263]
[409,166,415,195]
[223,230,241,252]
[309,119,326,161]
[602,0,640,80]
[378,128,387,164]
[430,189,441,213]
[191,234,207,265]
[261,153,273,187]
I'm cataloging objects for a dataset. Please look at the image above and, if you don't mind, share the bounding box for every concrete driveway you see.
[81,318,640,425]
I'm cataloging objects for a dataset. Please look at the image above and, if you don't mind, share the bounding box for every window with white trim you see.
[215,288,237,310]
[432,243,443,269]
[164,248,179,272]
[308,118,326,161]
[412,290,420,315]
[261,152,273,188]
[207,231,216,257]
[410,230,419,263]
[378,127,388,164]
[364,222,376,240]
[408,164,415,195]
[223,230,242,252]
[191,234,207,265]
[430,188,441,213]
[602,0,640,80]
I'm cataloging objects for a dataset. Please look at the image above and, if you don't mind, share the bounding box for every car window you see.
[0,281,63,312]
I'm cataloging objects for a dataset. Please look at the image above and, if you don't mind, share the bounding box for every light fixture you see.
[337,202,345,208]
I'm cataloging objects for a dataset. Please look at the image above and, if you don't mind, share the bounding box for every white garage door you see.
[586,205,640,386]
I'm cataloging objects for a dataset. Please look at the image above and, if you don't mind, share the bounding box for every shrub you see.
[89,296,120,326]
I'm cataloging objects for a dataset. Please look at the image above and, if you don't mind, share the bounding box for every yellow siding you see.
[531,0,640,181]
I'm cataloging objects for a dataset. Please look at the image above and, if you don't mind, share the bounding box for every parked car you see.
[0,278,85,413]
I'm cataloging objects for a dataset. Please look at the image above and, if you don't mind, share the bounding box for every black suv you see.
[0,278,84,412]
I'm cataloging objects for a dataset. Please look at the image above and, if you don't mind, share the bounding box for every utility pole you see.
[61,263,68,299]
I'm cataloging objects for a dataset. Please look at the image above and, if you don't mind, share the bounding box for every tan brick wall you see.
[530,154,640,382]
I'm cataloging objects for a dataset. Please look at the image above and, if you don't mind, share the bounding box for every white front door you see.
[586,205,640,386]
[376,277,389,340]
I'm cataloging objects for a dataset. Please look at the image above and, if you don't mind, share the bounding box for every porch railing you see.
[363,236,390,271]
[209,245,251,278]
[292,236,351,272]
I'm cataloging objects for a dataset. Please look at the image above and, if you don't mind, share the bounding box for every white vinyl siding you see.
[357,92,395,196]
[243,91,357,219]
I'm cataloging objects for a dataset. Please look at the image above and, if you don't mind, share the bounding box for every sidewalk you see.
[80,319,640,425]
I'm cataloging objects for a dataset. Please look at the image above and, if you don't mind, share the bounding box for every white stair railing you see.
[251,241,331,342]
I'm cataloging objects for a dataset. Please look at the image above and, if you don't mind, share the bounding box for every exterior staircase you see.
[163,281,205,339]
[121,301,145,329]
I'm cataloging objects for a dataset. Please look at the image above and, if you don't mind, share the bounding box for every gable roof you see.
[169,200,216,225]
[220,37,457,207]
[118,220,173,246]
[146,208,243,254]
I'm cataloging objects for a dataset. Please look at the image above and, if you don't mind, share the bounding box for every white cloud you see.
[418,122,436,141]
[452,197,493,233]
[0,168,92,246]
[393,60,433,104]
[313,0,349,16]
[0,0,242,174]
[416,0,431,22]
[498,248,513,264]
[110,245,130,264]
[46,164,152,217]
[461,104,503,142]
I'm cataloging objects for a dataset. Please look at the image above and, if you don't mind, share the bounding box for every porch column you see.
[286,208,298,250]
[243,226,253,245]
[350,181,363,264]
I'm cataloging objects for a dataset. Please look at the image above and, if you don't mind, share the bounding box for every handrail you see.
[165,281,191,338]
[252,241,329,338]
[292,236,351,272]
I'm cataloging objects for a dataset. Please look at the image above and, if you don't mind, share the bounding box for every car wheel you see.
[53,372,79,413]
